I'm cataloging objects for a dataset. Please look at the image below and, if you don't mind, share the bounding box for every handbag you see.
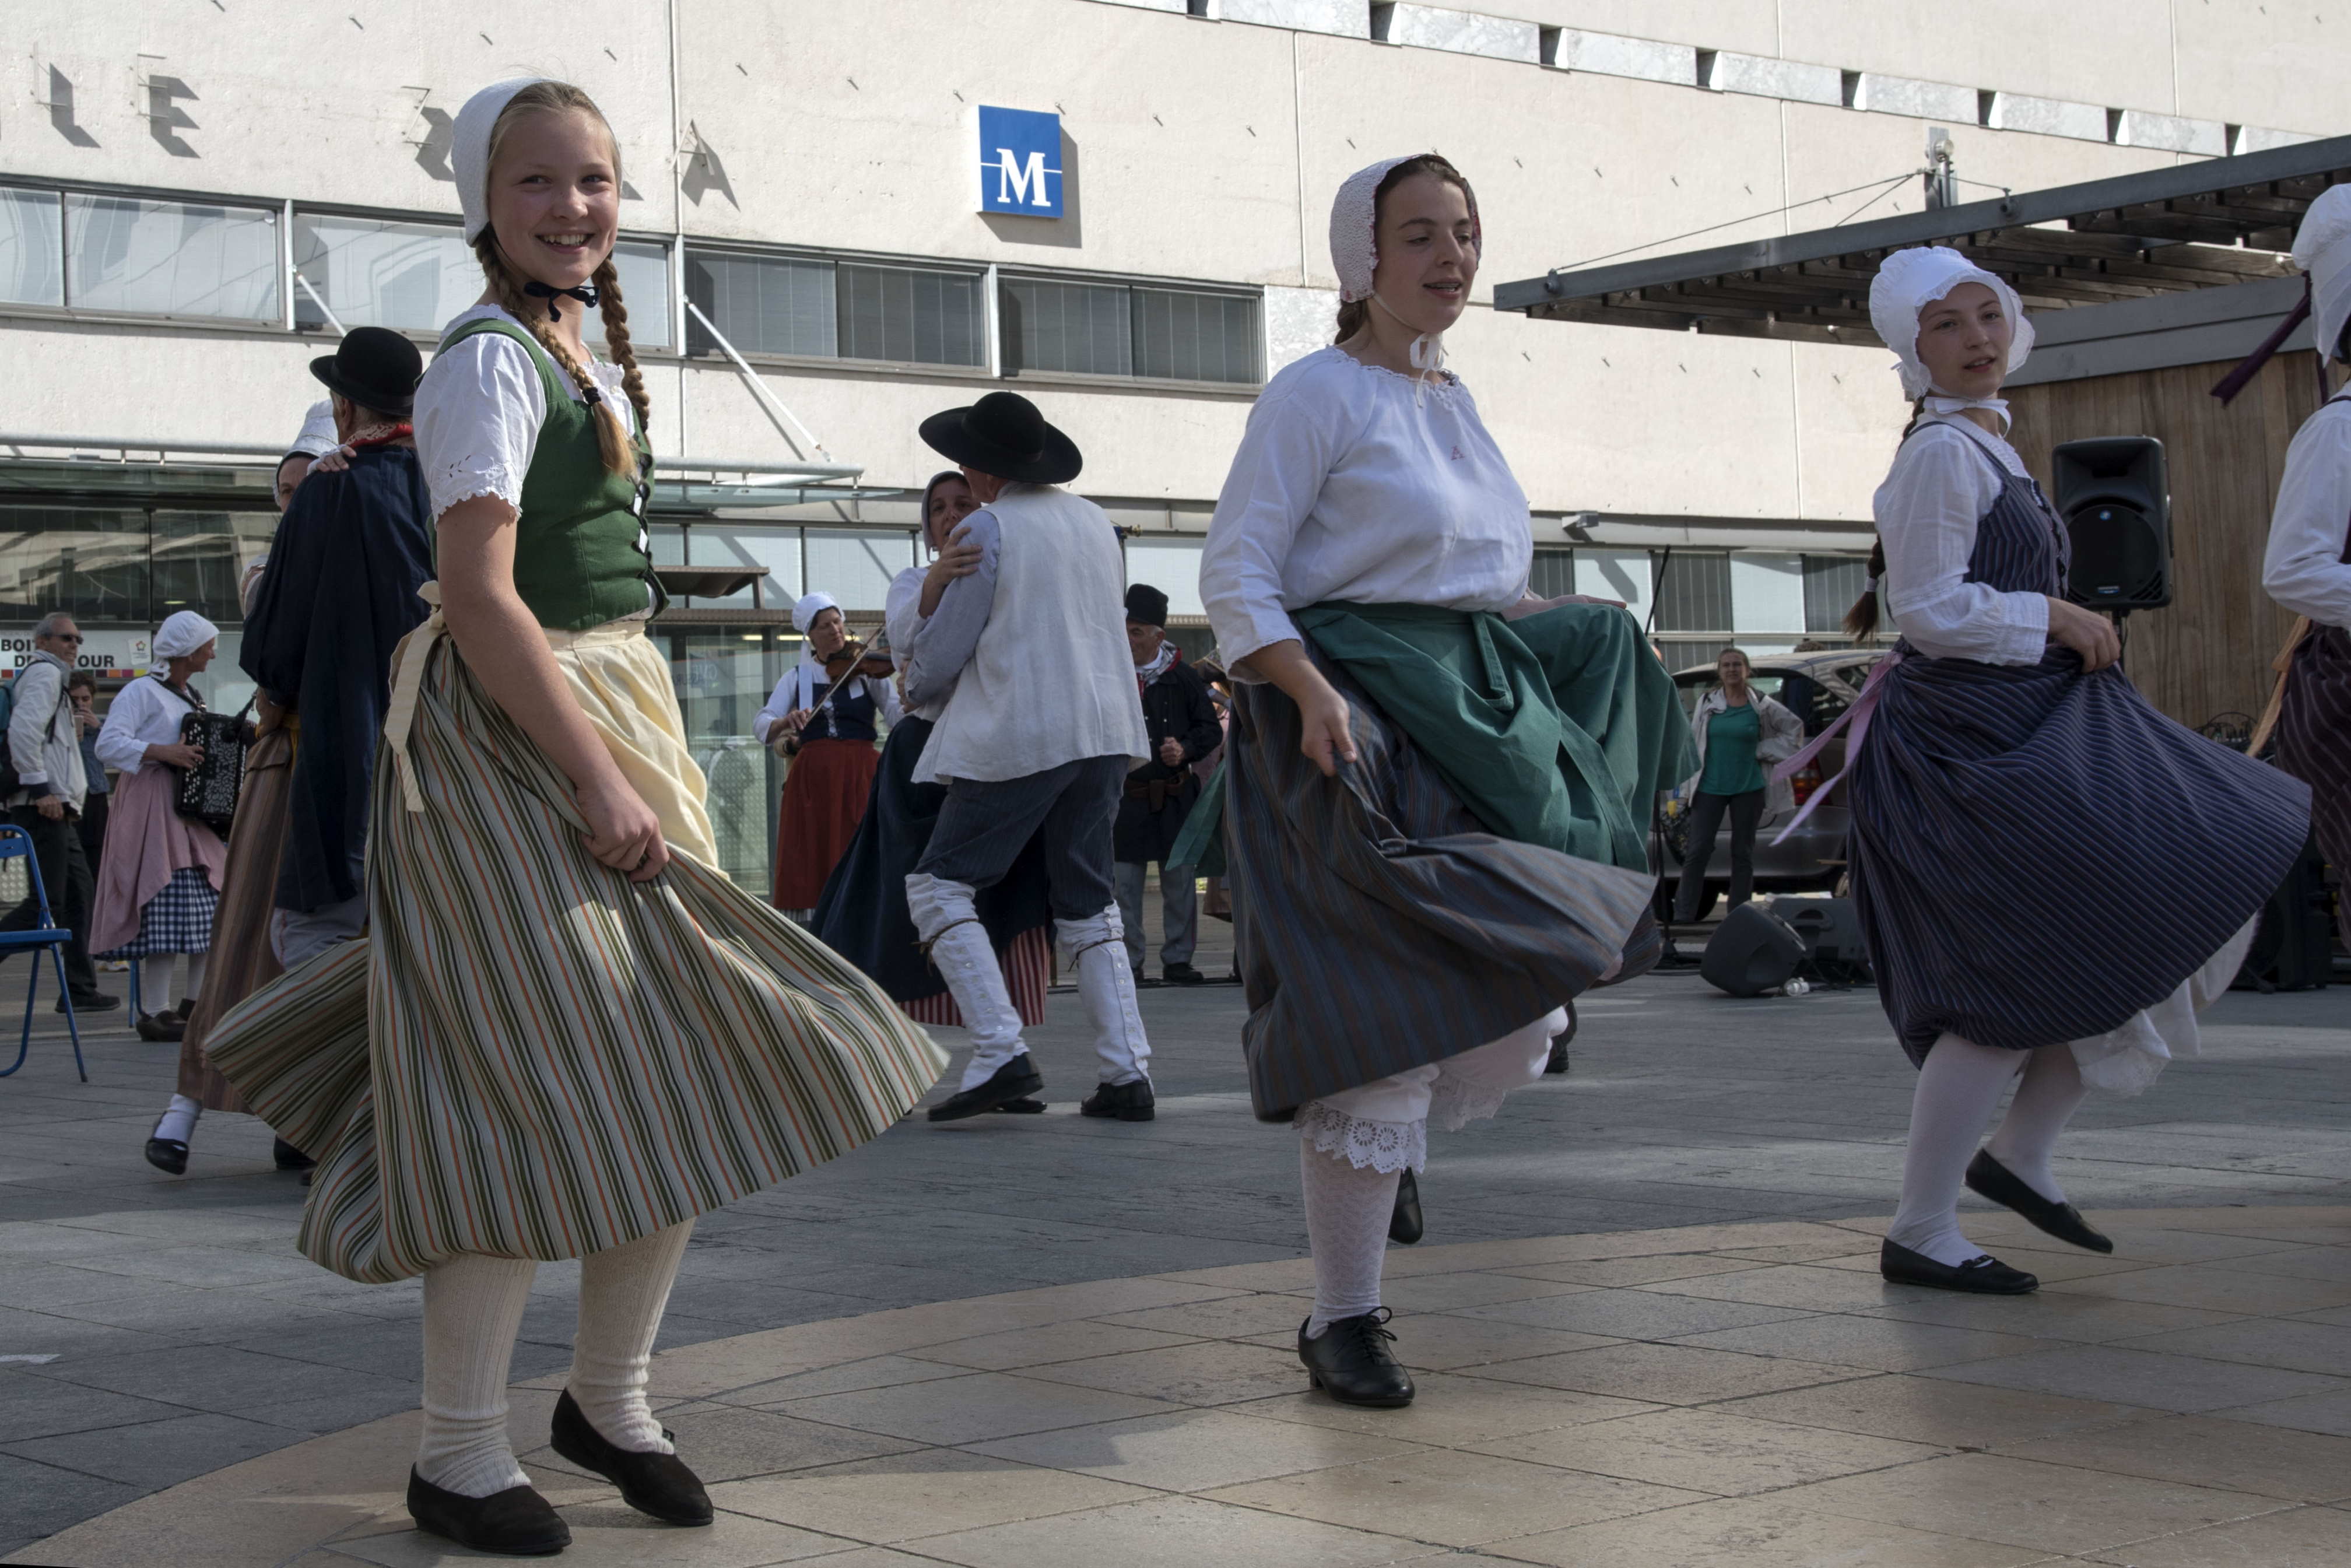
[166,678,252,834]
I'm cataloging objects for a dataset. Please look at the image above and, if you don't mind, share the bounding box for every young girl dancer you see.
[1201,155,1691,1408]
[1830,247,2309,1293]
[210,79,942,1556]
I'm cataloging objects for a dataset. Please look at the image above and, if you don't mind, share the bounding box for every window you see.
[0,506,150,623]
[1529,548,1576,599]
[293,214,474,334]
[1650,550,1732,634]
[65,194,279,322]
[689,250,836,358]
[1656,637,1733,678]
[803,529,916,611]
[0,188,63,308]
[1133,287,1259,384]
[1002,273,1261,385]
[1802,553,1871,636]
[837,263,984,367]
[601,240,673,350]
[686,248,982,367]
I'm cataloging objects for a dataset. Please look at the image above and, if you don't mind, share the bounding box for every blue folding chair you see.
[0,824,86,1081]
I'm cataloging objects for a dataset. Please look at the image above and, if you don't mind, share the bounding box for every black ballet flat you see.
[1388,1167,1423,1246]
[928,1055,1045,1122]
[405,1467,571,1556]
[1879,1237,2038,1295]
[989,1097,1048,1114]
[550,1389,711,1527]
[1966,1149,2113,1254]
[1298,1308,1415,1408]
[143,1136,188,1176]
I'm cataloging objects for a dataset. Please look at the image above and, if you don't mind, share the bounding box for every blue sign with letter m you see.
[976,106,1064,218]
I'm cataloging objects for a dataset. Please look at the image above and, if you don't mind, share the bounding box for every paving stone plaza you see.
[3,923,2348,1566]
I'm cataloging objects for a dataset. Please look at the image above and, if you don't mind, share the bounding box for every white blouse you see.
[414,304,638,522]
[94,675,198,776]
[885,565,948,722]
[752,663,903,745]
[2264,397,2351,630]
[1872,415,2052,665]
[1200,348,1532,675]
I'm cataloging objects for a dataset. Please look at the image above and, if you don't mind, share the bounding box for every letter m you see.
[996,149,1052,209]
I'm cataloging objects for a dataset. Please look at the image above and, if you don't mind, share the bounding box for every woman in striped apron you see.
[1201,155,1692,1409]
[2265,187,2351,931]
[209,79,942,1557]
[1827,248,2309,1296]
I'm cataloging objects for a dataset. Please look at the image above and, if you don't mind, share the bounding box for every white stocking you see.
[140,955,176,1012]
[1300,1136,1399,1335]
[153,1092,201,1146]
[1887,1033,2023,1267]
[1985,1045,2089,1205]
[416,1252,538,1498]
[184,950,208,1003]
[569,1219,693,1455]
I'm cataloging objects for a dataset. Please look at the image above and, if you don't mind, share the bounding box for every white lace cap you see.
[1328,154,1481,303]
[2293,184,2351,364]
[284,399,339,461]
[1868,245,2034,401]
[792,590,840,636]
[454,78,552,244]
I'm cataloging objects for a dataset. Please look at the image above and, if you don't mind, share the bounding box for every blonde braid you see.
[472,231,635,477]
[591,256,652,443]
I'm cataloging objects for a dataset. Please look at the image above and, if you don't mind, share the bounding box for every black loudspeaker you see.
[1766,896,1873,983]
[2052,437,2170,612]
[2235,833,2336,993]
[1700,903,1807,998]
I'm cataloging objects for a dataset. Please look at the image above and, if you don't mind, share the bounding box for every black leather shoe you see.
[989,1097,1047,1114]
[143,1136,188,1176]
[59,992,120,1013]
[1966,1149,2113,1254]
[134,1010,182,1041]
[928,1055,1045,1122]
[1879,1237,2038,1295]
[273,1137,315,1171]
[550,1388,711,1527]
[1163,962,1205,985]
[1545,1041,1570,1074]
[1388,1167,1422,1245]
[405,1467,571,1556]
[1298,1308,1415,1407]
[1079,1079,1155,1122]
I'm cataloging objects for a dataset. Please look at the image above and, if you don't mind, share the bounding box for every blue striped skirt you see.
[1848,649,2310,1063]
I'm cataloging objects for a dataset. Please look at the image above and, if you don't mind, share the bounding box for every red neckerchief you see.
[349,424,415,450]
[1136,643,1180,702]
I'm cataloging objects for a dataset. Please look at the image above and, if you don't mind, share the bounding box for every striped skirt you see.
[176,722,294,1114]
[1227,646,1655,1122]
[2276,622,2351,890]
[206,616,948,1285]
[1848,650,2311,1065]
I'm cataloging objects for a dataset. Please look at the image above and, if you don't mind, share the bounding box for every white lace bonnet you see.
[454,78,553,244]
[2294,184,2351,364]
[1868,246,2034,399]
[1329,154,1481,303]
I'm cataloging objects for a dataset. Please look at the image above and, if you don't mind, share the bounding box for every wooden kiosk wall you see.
[2003,350,2335,730]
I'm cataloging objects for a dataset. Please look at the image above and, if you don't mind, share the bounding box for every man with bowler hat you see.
[900,392,1156,1122]
[1115,584,1221,986]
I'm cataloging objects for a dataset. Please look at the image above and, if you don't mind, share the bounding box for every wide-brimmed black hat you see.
[1125,584,1169,627]
[310,326,424,418]
[918,391,1082,485]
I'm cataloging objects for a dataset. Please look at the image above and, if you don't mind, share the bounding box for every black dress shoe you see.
[989,1097,1048,1114]
[1966,1149,2113,1254]
[928,1054,1045,1122]
[1297,1308,1414,1407]
[1163,962,1205,985]
[143,1136,188,1176]
[550,1388,711,1527]
[1079,1079,1155,1122]
[1879,1237,2038,1295]
[1388,1167,1422,1245]
[405,1467,571,1556]
[273,1137,316,1171]
[59,992,121,1013]
[1545,1041,1570,1074]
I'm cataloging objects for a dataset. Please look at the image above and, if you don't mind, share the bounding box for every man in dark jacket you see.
[242,327,435,967]
[1114,584,1222,984]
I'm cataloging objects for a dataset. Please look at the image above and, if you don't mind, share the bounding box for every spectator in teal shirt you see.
[1673,647,1803,922]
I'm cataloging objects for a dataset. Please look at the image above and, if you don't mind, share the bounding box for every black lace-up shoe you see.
[1388,1167,1423,1246]
[1965,1149,2113,1254]
[406,1467,571,1556]
[1879,1237,2038,1295]
[550,1389,711,1527]
[928,1054,1045,1122]
[1297,1308,1415,1407]
[1079,1079,1155,1122]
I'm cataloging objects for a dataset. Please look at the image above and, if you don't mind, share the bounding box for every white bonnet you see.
[454,78,552,244]
[154,611,219,662]
[284,400,339,461]
[2293,184,2351,364]
[791,591,840,635]
[1329,154,1481,303]
[1868,246,2035,400]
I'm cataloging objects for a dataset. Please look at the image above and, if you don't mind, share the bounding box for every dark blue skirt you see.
[1849,649,2310,1063]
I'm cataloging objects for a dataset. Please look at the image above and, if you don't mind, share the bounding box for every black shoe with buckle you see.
[1079,1079,1155,1122]
[143,1129,188,1177]
[1297,1307,1415,1407]
[1965,1149,2113,1254]
[550,1388,711,1527]
[928,1054,1045,1122]
[1163,962,1205,985]
[405,1467,571,1556]
[1388,1167,1423,1246]
[1879,1237,2038,1295]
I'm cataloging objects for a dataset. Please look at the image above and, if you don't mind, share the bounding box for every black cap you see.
[309,327,424,418]
[918,391,1082,485]
[1125,584,1169,627]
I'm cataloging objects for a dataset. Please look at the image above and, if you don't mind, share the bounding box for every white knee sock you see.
[141,955,176,1012]
[1887,1033,2024,1267]
[416,1252,539,1498]
[1985,1046,2089,1205]
[184,951,208,1002]
[1300,1138,1399,1336]
[569,1219,693,1455]
[153,1092,201,1146]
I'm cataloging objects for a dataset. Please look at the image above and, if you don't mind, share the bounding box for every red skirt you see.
[772,738,882,909]
[902,924,1052,1029]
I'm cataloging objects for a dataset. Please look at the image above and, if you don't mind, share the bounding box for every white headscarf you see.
[154,611,219,662]
[285,399,339,461]
[454,78,552,244]
[2293,184,2351,366]
[1328,155,1482,391]
[788,590,842,709]
[1868,246,2036,427]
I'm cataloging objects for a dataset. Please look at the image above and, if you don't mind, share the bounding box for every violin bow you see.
[781,628,894,754]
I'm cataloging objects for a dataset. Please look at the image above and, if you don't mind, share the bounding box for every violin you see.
[822,637,896,682]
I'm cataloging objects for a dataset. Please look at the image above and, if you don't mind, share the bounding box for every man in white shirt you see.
[900,392,1155,1123]
[1,613,115,1011]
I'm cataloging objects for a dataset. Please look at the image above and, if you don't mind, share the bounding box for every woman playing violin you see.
[759,591,902,914]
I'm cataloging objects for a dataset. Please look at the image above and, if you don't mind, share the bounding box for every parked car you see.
[1648,648,1888,920]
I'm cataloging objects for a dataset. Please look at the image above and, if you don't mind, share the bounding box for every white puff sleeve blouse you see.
[94,676,198,776]
[1872,416,2052,665]
[1199,348,1533,676]
[2264,398,2351,630]
[413,304,638,522]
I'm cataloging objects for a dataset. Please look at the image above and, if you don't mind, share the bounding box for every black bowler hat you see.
[1125,583,1169,627]
[918,391,1082,485]
[310,326,424,418]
